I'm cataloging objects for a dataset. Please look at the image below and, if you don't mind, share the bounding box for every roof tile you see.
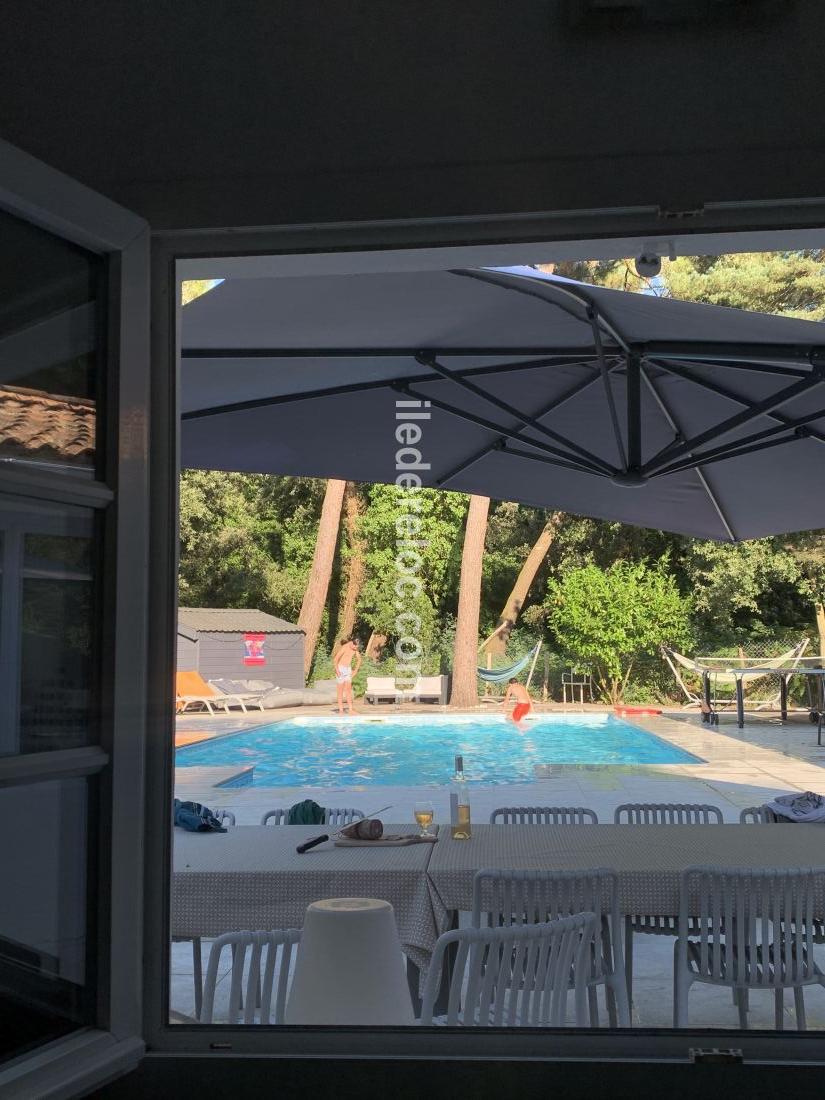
[0,385,95,465]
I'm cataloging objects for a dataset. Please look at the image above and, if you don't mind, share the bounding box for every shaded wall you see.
[197,631,304,688]
[176,633,198,672]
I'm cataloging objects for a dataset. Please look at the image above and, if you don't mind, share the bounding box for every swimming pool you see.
[175,713,700,786]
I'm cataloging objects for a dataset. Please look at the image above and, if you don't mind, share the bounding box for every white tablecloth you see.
[172,824,446,973]
[173,823,825,977]
[426,823,825,918]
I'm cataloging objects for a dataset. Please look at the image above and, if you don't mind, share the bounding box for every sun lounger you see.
[364,676,405,704]
[176,671,264,714]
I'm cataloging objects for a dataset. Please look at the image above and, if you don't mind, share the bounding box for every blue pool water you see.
[176,714,700,787]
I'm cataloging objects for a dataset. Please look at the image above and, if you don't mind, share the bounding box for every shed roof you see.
[178,607,303,634]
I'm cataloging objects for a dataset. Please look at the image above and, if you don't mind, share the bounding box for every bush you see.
[546,559,691,704]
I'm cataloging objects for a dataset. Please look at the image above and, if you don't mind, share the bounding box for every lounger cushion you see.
[299,685,337,704]
[211,677,275,695]
[260,688,305,708]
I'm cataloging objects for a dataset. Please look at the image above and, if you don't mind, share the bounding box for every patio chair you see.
[420,913,596,1027]
[176,670,261,715]
[614,802,723,825]
[739,808,824,943]
[260,807,365,826]
[674,865,825,1030]
[200,929,301,1023]
[490,806,598,825]
[614,802,723,1003]
[471,868,629,1027]
[410,675,445,704]
[739,805,780,824]
[364,676,405,704]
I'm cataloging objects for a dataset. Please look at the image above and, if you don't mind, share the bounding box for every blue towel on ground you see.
[173,798,227,832]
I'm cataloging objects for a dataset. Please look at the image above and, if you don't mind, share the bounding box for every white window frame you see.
[144,210,825,1066]
[0,139,150,1097]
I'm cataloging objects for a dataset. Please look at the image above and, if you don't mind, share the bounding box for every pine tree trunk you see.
[816,603,825,657]
[483,511,564,658]
[449,494,490,707]
[297,478,347,679]
[365,633,387,661]
[338,485,366,640]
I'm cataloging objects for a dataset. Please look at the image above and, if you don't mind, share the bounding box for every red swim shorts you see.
[512,703,531,722]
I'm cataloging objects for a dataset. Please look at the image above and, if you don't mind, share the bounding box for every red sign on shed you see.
[243,633,266,665]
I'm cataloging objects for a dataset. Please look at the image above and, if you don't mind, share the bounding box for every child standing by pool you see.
[332,637,362,715]
[504,677,532,728]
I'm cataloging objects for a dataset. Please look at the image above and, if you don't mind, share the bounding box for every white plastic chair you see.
[614,802,723,825]
[613,802,724,1003]
[175,802,235,1011]
[420,913,596,1027]
[471,868,629,1027]
[200,929,301,1023]
[490,806,598,824]
[739,809,824,943]
[260,807,364,826]
[324,807,366,827]
[674,865,825,1030]
[739,805,779,824]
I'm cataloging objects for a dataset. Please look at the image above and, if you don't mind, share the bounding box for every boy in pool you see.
[332,637,362,715]
[504,677,533,728]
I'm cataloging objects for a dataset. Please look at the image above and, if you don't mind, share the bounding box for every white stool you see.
[285,898,415,1025]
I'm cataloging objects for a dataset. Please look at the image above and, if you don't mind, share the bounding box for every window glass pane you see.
[0,500,99,756]
[0,778,92,1064]
[0,206,101,472]
[20,529,96,754]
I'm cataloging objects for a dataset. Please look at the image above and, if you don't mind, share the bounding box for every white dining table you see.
[172,821,825,993]
[425,823,825,918]
[172,824,447,975]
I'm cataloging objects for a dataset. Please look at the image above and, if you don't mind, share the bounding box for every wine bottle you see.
[450,753,472,839]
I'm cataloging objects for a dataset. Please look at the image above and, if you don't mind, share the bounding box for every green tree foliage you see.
[661,252,825,320]
[179,471,327,620]
[357,485,465,634]
[680,539,806,649]
[546,560,691,704]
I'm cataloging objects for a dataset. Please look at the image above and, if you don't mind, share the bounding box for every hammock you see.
[661,639,809,707]
[478,643,540,683]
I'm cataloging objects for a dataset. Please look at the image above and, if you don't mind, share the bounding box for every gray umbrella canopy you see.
[181,266,825,541]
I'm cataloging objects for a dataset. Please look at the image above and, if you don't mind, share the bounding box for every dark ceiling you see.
[1,2,823,231]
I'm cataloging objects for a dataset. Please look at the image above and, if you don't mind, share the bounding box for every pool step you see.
[175,765,255,802]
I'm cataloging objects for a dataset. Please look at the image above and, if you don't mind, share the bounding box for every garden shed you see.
[176,608,305,689]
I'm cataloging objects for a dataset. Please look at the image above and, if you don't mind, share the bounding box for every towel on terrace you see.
[766,791,825,823]
[288,799,326,825]
[173,798,227,832]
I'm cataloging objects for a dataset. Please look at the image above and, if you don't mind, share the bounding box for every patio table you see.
[426,823,825,920]
[171,824,447,975]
